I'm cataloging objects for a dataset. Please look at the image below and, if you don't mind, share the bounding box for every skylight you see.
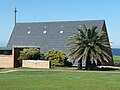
[44,26,47,28]
[60,31,63,33]
[43,31,47,33]
[61,26,64,28]
[27,31,31,34]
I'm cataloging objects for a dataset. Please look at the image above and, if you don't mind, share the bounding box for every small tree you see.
[40,52,45,60]
[18,48,45,61]
[45,50,67,66]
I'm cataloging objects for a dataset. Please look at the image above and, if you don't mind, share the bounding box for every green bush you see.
[18,48,45,60]
[114,62,120,67]
[64,60,72,67]
[45,50,67,66]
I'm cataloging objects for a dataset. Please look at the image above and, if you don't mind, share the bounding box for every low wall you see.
[22,60,50,69]
[0,55,14,68]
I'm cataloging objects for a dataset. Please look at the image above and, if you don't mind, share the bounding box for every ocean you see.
[112,48,120,56]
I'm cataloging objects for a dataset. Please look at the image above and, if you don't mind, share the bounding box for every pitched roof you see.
[7,20,105,53]
[0,47,12,50]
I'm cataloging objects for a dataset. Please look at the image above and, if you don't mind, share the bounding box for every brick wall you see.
[0,55,14,68]
[22,60,50,69]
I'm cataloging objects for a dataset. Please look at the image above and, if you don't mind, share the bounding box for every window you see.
[28,27,31,28]
[44,26,47,28]
[60,31,63,33]
[43,31,47,33]
[0,50,12,55]
[61,26,64,28]
[27,31,31,34]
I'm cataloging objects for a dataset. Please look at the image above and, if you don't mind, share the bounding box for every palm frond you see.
[67,25,112,68]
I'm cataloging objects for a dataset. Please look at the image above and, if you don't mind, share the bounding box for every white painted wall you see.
[22,60,50,69]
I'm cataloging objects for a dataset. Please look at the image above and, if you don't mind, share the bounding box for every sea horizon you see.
[112,48,120,56]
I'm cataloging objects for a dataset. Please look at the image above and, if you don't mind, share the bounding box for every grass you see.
[0,68,120,90]
[0,56,120,90]
[113,56,120,63]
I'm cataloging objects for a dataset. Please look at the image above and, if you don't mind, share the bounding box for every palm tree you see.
[67,25,113,70]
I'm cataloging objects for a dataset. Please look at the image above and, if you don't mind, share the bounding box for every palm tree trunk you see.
[78,58,82,70]
[85,55,92,70]
[97,59,101,66]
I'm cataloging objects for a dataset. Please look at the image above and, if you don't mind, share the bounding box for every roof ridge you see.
[16,19,105,24]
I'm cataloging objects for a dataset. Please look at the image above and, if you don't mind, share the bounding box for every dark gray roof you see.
[0,47,12,50]
[7,20,105,53]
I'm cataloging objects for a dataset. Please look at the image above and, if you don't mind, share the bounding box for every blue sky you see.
[0,0,120,48]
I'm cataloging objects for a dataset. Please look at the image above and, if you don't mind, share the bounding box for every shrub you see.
[45,50,67,66]
[18,48,45,60]
[114,62,120,67]
[64,60,72,67]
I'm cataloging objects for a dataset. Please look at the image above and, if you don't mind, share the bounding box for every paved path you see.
[0,70,18,73]
[16,68,120,74]
[0,66,120,74]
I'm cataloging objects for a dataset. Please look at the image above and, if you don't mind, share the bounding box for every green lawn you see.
[113,56,120,63]
[0,68,120,90]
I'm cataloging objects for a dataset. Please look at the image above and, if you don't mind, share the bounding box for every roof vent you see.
[28,27,31,28]
[60,31,63,33]
[79,25,82,27]
[61,26,64,28]
[44,26,47,28]
[43,31,47,33]
[27,31,31,34]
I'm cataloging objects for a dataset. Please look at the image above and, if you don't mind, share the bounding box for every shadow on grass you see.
[0,68,4,69]
[91,66,120,71]
[74,66,120,71]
